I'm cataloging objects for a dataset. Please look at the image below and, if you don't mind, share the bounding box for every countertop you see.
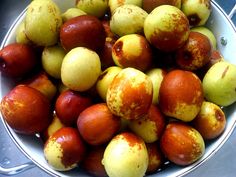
[0,0,236,177]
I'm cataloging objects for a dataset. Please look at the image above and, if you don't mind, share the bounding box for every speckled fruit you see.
[44,127,86,171]
[77,103,121,145]
[160,122,205,166]
[144,5,190,52]
[176,31,212,71]
[128,105,166,143]
[106,67,153,120]
[192,101,226,140]
[109,0,142,14]
[15,21,31,44]
[102,132,149,177]
[0,85,51,135]
[55,90,92,126]
[159,70,203,122]
[142,0,181,13]
[112,34,152,71]
[60,15,106,52]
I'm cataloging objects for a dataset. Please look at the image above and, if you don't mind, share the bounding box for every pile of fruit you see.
[1,0,236,176]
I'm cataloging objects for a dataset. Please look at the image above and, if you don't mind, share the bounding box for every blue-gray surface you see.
[0,0,236,177]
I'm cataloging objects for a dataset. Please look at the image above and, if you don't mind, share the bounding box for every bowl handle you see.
[229,3,236,20]
[0,162,35,176]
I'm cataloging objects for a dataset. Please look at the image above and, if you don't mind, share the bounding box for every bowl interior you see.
[1,0,236,177]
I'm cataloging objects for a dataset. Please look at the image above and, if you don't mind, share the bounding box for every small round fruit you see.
[55,90,92,126]
[128,105,166,143]
[106,67,153,120]
[144,5,190,52]
[61,8,86,22]
[61,47,101,91]
[109,0,142,14]
[60,15,106,52]
[110,4,148,37]
[44,127,86,171]
[77,103,121,145]
[160,122,205,166]
[159,70,203,122]
[102,132,148,177]
[142,0,181,13]
[192,101,226,140]
[0,85,51,134]
[112,34,152,71]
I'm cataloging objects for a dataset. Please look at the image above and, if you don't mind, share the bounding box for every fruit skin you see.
[106,67,153,120]
[128,105,166,143]
[25,0,62,46]
[112,34,152,71]
[192,101,226,140]
[55,90,92,126]
[181,0,211,27]
[110,4,148,37]
[142,0,181,13]
[175,31,212,71]
[61,8,86,22]
[77,103,121,145]
[44,127,86,171]
[0,85,51,135]
[202,61,236,106]
[144,5,190,52]
[109,0,142,14]
[102,132,149,177]
[60,15,106,52]
[160,122,205,166]
[0,43,37,78]
[61,47,101,92]
[159,70,203,122]
[16,21,31,45]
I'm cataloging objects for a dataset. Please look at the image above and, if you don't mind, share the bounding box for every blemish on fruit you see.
[221,65,229,79]
[215,109,224,121]
[187,14,201,26]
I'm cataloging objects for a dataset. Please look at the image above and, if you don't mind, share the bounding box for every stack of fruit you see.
[0,0,236,176]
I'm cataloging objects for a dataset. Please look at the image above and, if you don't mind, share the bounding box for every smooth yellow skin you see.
[146,68,165,105]
[191,26,217,49]
[25,0,62,46]
[203,61,236,106]
[47,115,65,138]
[109,0,142,14]
[61,8,86,22]
[96,66,122,101]
[15,21,31,44]
[61,47,101,92]
[110,4,148,37]
[76,0,108,18]
[182,0,211,26]
[42,45,66,79]
[102,133,148,177]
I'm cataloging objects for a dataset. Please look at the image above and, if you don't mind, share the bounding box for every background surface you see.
[0,0,236,177]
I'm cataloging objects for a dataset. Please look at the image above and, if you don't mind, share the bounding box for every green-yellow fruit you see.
[61,8,86,22]
[109,0,142,14]
[15,21,31,44]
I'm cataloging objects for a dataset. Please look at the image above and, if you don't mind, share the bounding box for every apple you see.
[128,105,166,143]
[61,8,86,22]
[96,66,122,101]
[112,34,152,71]
[55,90,92,126]
[102,132,148,177]
[202,61,236,106]
[106,67,153,120]
[109,0,142,14]
[159,69,204,122]
[181,0,211,27]
[77,103,121,146]
[0,85,52,134]
[160,122,205,165]
[175,31,212,71]
[60,15,106,52]
[61,47,101,92]
[142,0,181,13]
[44,127,86,171]
[110,4,148,37]
[192,101,226,140]
[0,43,37,77]
[144,5,190,52]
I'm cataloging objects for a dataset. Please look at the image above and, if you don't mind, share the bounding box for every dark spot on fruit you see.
[221,65,229,79]
[188,14,201,26]
[113,41,123,57]
[215,109,224,121]
[98,70,108,81]
[0,57,6,70]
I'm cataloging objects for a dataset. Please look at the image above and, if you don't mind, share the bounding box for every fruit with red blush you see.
[142,0,181,13]
[108,0,142,14]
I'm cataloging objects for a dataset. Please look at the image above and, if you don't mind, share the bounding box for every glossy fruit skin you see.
[55,90,92,126]
[159,70,203,122]
[60,15,106,52]
[160,122,205,166]
[0,43,37,77]
[44,127,86,171]
[106,67,153,120]
[77,103,121,145]
[0,85,51,135]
